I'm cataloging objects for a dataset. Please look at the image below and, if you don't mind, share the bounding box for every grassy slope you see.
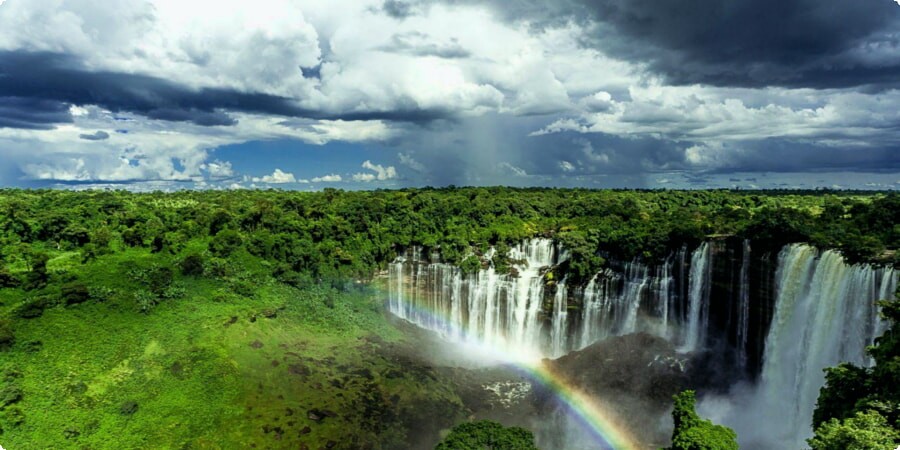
[0,246,465,449]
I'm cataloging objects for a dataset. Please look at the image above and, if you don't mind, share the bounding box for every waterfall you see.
[736,239,751,371]
[681,242,712,352]
[725,244,898,449]
[550,280,568,357]
[390,238,697,358]
[387,238,563,358]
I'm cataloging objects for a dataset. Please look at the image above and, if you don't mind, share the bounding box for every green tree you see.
[809,410,899,450]
[812,293,900,448]
[435,420,539,450]
[666,391,738,450]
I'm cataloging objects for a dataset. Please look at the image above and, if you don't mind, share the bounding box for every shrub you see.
[135,290,158,314]
[0,319,14,349]
[146,266,174,296]
[435,420,539,450]
[180,254,205,276]
[61,282,91,305]
[14,296,53,319]
[0,269,20,288]
[209,230,243,257]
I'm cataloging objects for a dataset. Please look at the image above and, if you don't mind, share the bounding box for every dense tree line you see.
[0,188,895,287]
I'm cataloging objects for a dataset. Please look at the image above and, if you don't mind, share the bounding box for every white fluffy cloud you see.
[398,152,426,172]
[353,160,397,182]
[253,168,297,184]
[312,174,342,182]
[534,84,900,152]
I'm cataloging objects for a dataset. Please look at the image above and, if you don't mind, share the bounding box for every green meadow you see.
[0,244,465,449]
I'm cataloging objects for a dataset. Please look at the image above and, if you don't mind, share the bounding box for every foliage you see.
[811,292,900,449]
[61,281,91,305]
[0,189,893,288]
[0,188,895,448]
[180,253,205,276]
[666,391,738,450]
[435,420,539,450]
[808,410,899,450]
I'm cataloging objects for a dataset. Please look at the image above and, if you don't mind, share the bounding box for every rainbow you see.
[385,299,642,450]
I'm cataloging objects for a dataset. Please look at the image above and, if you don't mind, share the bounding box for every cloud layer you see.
[0,0,897,190]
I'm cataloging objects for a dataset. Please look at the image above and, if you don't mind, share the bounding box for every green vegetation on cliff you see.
[811,293,900,450]
[665,390,738,450]
[435,420,539,450]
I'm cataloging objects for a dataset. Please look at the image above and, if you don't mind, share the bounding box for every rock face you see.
[535,333,690,449]
[547,333,689,406]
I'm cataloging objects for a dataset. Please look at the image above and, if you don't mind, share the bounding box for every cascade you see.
[389,238,688,358]
[387,238,564,358]
[681,242,713,352]
[725,244,898,449]
[735,239,751,371]
[389,238,899,448]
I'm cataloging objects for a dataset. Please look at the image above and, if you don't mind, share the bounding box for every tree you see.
[811,293,900,449]
[435,420,539,450]
[809,410,899,450]
[666,391,738,450]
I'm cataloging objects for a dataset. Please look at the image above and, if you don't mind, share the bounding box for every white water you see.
[390,239,899,447]
[388,238,563,359]
[681,242,713,352]
[736,239,751,371]
[389,238,694,358]
[717,244,897,449]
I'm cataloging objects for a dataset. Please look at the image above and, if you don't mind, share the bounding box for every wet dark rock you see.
[307,410,323,422]
[300,426,311,435]
[325,441,337,448]
[540,333,690,448]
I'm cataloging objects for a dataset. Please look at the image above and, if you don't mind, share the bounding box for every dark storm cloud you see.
[448,0,900,89]
[702,140,900,174]
[576,0,900,88]
[379,32,471,59]
[78,130,110,141]
[383,0,415,18]
[0,51,452,127]
[0,97,72,130]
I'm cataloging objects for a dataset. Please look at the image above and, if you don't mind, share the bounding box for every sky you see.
[0,0,899,191]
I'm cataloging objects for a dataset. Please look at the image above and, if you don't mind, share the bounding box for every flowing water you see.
[388,239,898,447]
